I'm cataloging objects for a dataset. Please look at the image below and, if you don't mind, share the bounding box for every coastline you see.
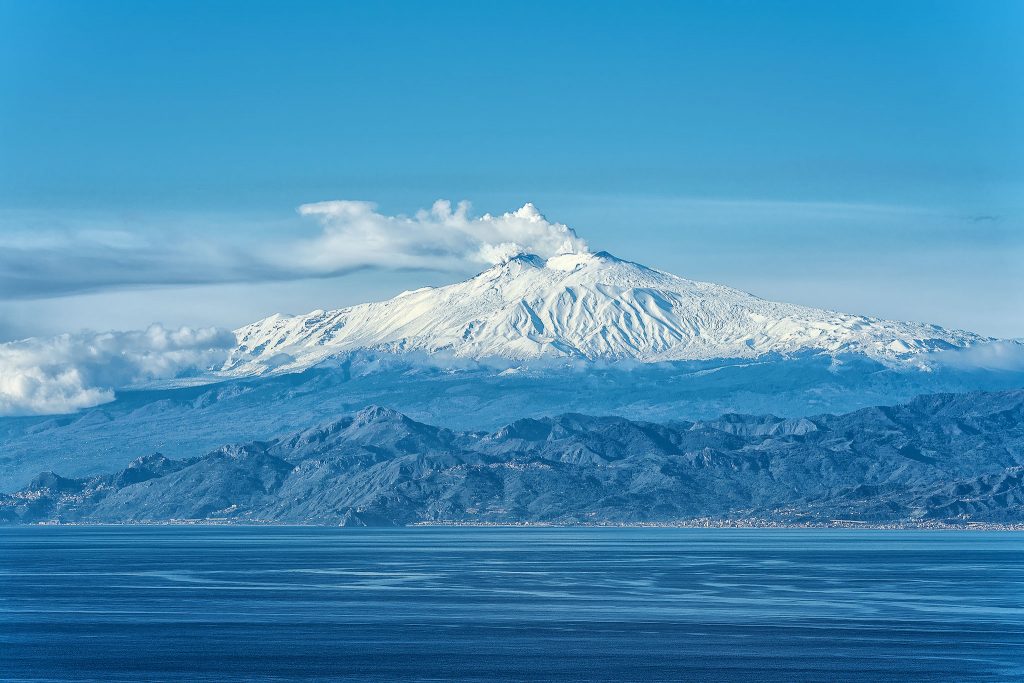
[10,519,1024,531]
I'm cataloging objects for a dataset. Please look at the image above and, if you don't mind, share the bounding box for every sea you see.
[1,527,1022,682]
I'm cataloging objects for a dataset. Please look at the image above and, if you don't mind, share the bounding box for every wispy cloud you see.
[0,201,587,300]
[0,325,235,415]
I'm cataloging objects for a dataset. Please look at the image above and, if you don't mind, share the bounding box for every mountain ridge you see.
[9,351,1024,492]
[6,389,1023,526]
[225,250,986,377]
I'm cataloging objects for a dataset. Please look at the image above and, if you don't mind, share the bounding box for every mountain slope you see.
[9,352,1024,493]
[6,391,1023,526]
[226,251,985,376]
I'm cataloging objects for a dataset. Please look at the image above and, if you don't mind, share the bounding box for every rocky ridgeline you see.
[4,390,1023,526]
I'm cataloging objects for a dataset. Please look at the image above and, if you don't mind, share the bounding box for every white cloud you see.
[289,200,588,271]
[0,201,589,300]
[932,340,1024,372]
[0,325,236,416]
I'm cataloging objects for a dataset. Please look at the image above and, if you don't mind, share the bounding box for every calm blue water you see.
[1,527,1023,682]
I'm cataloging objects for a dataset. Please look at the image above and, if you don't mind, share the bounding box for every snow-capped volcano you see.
[225,250,986,375]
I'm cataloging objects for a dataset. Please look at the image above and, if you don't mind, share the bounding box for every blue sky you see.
[0,0,1021,338]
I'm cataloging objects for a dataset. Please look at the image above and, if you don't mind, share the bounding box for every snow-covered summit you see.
[224,250,986,375]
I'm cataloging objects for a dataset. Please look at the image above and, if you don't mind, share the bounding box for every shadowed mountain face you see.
[5,391,1023,526]
[5,352,1024,493]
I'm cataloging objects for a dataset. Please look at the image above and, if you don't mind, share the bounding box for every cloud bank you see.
[0,201,587,300]
[932,340,1024,372]
[0,325,235,415]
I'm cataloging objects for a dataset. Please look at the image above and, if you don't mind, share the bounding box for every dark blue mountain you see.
[5,390,1022,526]
[3,352,1022,492]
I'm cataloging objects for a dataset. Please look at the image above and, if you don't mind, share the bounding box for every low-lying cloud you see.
[0,201,588,300]
[932,340,1024,372]
[0,325,236,416]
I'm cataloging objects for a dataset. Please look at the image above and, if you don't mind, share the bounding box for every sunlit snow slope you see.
[225,251,985,376]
